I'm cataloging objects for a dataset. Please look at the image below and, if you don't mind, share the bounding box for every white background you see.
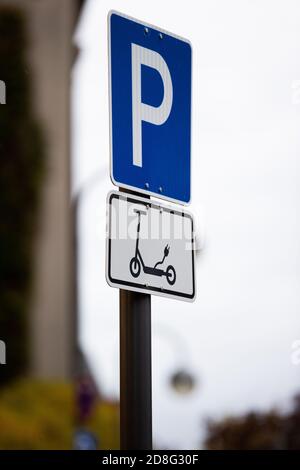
[72,0,300,449]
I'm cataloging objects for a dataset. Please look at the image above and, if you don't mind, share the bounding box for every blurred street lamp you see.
[154,323,198,396]
[170,369,196,395]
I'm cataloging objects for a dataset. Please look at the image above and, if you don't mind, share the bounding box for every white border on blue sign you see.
[107,10,193,206]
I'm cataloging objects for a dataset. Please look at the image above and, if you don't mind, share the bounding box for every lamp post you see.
[153,323,198,396]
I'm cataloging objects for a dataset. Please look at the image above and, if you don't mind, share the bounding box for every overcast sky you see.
[72,0,300,448]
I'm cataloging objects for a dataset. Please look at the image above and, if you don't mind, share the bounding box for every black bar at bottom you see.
[119,289,152,450]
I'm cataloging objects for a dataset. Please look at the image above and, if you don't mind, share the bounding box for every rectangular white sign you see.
[106,191,196,301]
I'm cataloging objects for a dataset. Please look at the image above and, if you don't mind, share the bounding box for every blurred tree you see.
[0,7,45,383]
[284,395,300,449]
[204,394,300,450]
[0,380,119,449]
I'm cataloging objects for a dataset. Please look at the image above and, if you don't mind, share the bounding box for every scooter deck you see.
[143,266,165,276]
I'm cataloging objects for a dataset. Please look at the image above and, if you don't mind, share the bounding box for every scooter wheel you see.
[129,257,141,278]
[166,265,176,285]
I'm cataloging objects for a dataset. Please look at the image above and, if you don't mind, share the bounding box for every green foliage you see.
[0,7,45,382]
[205,394,300,450]
[0,380,119,450]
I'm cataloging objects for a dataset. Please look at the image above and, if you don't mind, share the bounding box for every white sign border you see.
[107,10,193,206]
[105,190,196,302]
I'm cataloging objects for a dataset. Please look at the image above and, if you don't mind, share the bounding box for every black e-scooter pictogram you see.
[129,208,176,285]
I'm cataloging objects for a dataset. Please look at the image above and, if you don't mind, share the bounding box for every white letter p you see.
[131,44,173,167]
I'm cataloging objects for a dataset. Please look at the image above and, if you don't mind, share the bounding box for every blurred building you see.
[1,0,85,379]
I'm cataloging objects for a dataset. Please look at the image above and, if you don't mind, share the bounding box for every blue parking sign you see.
[108,11,192,204]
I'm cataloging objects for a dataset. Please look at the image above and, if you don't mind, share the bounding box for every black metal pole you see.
[119,290,152,450]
